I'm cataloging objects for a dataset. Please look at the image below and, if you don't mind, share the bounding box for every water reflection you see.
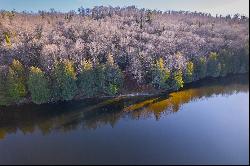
[0,75,249,140]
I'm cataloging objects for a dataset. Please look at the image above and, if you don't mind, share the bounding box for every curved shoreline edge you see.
[1,73,248,109]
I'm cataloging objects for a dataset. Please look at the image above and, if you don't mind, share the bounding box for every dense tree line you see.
[0,6,249,106]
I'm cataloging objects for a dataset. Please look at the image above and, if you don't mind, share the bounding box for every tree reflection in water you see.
[0,75,249,140]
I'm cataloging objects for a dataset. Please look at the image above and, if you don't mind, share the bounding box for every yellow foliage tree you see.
[7,59,27,102]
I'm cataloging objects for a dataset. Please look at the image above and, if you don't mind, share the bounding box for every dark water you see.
[0,75,249,165]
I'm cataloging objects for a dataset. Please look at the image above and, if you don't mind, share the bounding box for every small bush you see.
[6,60,27,103]
[28,66,51,104]
[0,66,11,106]
[104,65,123,95]
[193,57,207,80]
[4,32,11,46]
[207,52,221,77]
[183,61,194,83]
[78,59,98,97]
[52,60,77,101]
[151,58,170,89]
[171,70,184,90]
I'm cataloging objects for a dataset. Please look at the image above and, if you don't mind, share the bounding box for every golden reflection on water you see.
[124,88,206,117]
[124,80,249,120]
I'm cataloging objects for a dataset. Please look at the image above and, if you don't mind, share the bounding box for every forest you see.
[0,6,249,106]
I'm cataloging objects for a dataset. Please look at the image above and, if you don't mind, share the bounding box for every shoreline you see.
[1,73,248,109]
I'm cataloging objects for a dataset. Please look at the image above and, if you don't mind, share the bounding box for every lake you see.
[0,75,249,165]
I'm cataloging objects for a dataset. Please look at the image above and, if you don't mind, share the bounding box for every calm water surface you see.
[0,75,249,164]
